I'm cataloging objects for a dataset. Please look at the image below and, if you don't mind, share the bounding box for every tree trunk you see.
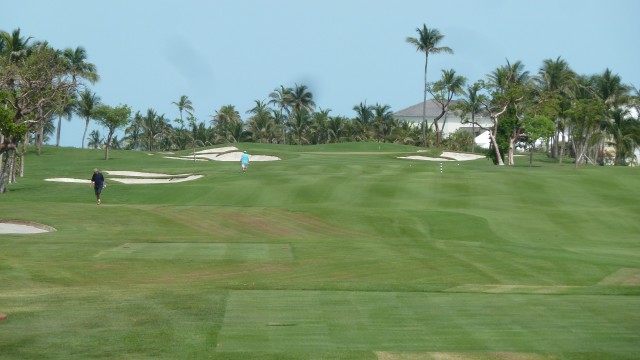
[56,115,62,146]
[82,118,89,149]
[490,132,504,165]
[422,53,429,147]
[508,136,516,165]
[20,133,28,178]
[0,150,10,193]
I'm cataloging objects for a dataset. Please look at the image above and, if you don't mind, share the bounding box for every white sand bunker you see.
[110,175,203,184]
[45,171,203,185]
[165,146,281,162]
[45,178,90,183]
[0,221,55,234]
[400,151,485,162]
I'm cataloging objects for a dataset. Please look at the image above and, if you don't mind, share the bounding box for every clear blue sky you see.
[5,0,639,147]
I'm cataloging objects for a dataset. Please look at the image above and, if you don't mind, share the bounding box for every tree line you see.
[2,25,640,192]
[407,24,640,166]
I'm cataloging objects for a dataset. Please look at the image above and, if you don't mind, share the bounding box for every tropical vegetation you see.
[2,25,640,193]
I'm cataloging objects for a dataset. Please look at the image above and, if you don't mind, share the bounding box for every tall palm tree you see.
[288,84,316,114]
[406,24,453,146]
[76,89,101,148]
[54,93,76,146]
[268,85,292,116]
[63,46,99,85]
[172,95,194,126]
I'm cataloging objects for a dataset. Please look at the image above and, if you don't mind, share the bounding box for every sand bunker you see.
[45,178,90,183]
[110,175,203,184]
[104,171,193,178]
[0,221,55,234]
[166,146,281,162]
[400,151,485,162]
[45,171,203,185]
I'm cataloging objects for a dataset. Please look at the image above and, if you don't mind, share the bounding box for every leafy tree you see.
[406,24,453,146]
[522,115,555,166]
[93,104,131,160]
[534,57,575,159]
[566,98,607,167]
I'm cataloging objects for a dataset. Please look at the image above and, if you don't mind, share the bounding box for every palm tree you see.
[63,46,99,85]
[326,116,347,143]
[406,24,453,146]
[605,107,637,165]
[268,85,292,116]
[288,84,316,114]
[247,100,275,143]
[372,104,394,143]
[287,109,311,145]
[172,95,194,126]
[535,57,576,159]
[124,112,144,150]
[54,93,76,146]
[87,129,103,149]
[592,68,630,107]
[454,82,485,153]
[429,69,466,147]
[76,89,101,149]
[310,108,331,144]
[0,28,33,61]
[212,105,241,143]
[352,102,374,141]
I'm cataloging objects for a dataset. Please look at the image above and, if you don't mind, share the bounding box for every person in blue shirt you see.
[90,168,105,205]
[241,151,250,173]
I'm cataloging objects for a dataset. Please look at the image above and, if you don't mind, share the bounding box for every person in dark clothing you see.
[91,168,105,205]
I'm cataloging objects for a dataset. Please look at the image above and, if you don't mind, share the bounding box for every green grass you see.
[0,143,639,359]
